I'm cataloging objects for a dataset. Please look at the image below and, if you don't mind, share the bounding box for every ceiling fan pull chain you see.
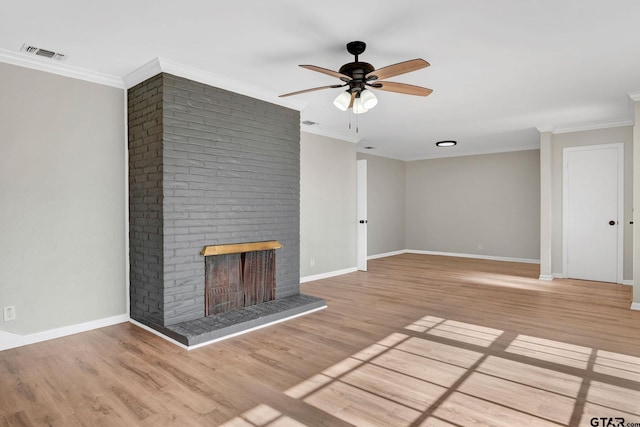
[346,110,359,133]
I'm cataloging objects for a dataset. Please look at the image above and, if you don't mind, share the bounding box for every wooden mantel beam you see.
[200,240,283,256]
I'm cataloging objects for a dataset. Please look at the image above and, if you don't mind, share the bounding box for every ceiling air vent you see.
[20,44,68,61]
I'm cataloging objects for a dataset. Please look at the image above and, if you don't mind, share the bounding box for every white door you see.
[563,144,623,283]
[357,159,368,271]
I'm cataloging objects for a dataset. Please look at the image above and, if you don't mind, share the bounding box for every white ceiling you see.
[2,0,640,160]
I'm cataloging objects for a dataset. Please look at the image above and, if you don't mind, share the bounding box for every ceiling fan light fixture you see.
[333,91,351,111]
[360,89,378,109]
[353,96,368,114]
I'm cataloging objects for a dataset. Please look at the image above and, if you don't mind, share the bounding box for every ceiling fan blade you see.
[371,81,433,96]
[300,65,352,81]
[366,59,430,81]
[279,84,345,97]
[348,92,356,109]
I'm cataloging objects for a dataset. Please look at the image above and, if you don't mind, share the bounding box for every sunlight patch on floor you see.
[476,355,582,398]
[471,274,547,291]
[284,374,332,400]
[339,363,446,411]
[304,380,421,426]
[321,357,363,378]
[506,334,591,369]
[430,391,562,427]
[594,349,640,382]
[370,347,468,388]
[404,315,445,333]
[219,404,309,427]
[406,316,502,347]
[395,337,484,369]
[586,381,640,416]
[221,315,640,427]
[457,371,576,424]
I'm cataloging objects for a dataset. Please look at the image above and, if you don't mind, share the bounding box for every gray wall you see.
[357,152,406,256]
[300,132,357,278]
[129,73,301,327]
[0,62,126,335]
[549,126,633,280]
[406,150,541,260]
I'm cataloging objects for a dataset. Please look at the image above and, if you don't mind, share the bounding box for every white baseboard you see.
[129,319,190,350]
[0,314,129,352]
[300,267,358,283]
[368,250,407,260]
[298,252,542,282]
[0,331,25,352]
[539,275,554,281]
[405,249,540,264]
[631,302,640,311]
[546,274,631,285]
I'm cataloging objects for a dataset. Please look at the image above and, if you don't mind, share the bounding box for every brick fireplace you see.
[127,72,324,347]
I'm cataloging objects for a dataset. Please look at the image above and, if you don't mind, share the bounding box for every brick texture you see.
[128,74,164,326]
[128,73,301,327]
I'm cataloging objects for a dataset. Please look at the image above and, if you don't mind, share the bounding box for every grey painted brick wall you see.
[128,74,165,326]
[128,73,301,327]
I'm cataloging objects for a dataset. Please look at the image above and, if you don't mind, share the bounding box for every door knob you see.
[609,220,616,226]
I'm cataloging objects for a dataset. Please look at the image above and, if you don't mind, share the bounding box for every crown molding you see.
[404,143,541,162]
[553,119,634,134]
[301,126,361,144]
[0,48,123,88]
[628,91,640,102]
[123,57,306,112]
[537,119,634,135]
[538,90,640,133]
[122,57,162,89]
[536,126,555,134]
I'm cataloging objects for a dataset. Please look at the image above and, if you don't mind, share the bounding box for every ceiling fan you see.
[279,41,432,114]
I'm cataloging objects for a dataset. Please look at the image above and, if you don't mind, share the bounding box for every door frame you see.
[562,143,624,283]
[357,159,367,271]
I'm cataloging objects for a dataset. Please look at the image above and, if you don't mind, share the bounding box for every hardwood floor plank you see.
[304,380,421,426]
[457,371,576,424]
[476,355,583,398]
[430,391,560,427]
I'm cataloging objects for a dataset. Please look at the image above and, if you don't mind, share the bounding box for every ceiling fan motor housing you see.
[339,61,375,93]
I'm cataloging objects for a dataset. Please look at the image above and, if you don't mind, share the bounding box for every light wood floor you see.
[2,254,640,426]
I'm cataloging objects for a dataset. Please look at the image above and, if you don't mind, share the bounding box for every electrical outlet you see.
[3,306,16,322]
[310,258,315,267]
[478,243,484,250]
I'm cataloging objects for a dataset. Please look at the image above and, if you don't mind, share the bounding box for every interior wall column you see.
[632,96,640,309]
[539,130,553,280]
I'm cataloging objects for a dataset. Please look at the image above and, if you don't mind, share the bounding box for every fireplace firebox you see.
[202,241,282,315]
